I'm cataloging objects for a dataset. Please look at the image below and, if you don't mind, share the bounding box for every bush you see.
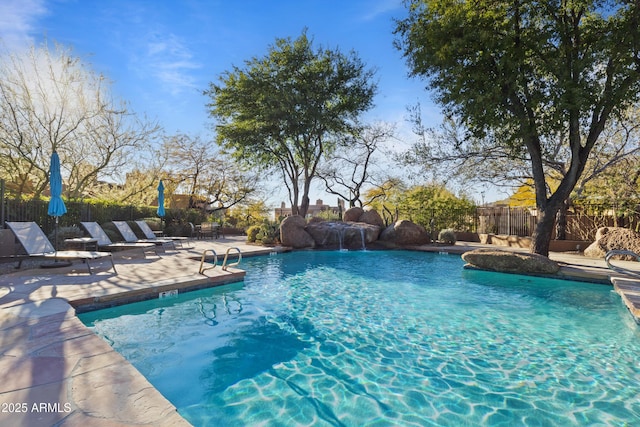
[246,225,261,243]
[438,228,457,244]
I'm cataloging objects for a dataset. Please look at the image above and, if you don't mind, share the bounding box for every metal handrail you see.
[221,247,242,271]
[199,249,218,274]
[605,250,640,278]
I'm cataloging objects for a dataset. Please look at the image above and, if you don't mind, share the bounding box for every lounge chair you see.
[134,220,190,248]
[5,222,117,275]
[112,221,176,251]
[80,222,158,257]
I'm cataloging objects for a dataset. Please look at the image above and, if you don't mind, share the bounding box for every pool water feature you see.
[80,250,640,426]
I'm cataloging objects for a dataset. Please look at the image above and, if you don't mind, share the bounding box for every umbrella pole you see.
[41,216,71,269]
[55,216,58,260]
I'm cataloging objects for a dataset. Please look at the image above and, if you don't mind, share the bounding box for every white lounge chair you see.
[134,220,190,248]
[112,221,176,251]
[5,222,117,275]
[80,222,158,257]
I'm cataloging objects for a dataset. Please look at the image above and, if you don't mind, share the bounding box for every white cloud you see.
[360,0,403,22]
[0,0,48,50]
[134,31,202,95]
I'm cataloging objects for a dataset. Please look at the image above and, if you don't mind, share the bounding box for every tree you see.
[205,31,377,217]
[395,0,640,256]
[0,41,160,199]
[318,122,395,208]
[397,184,476,233]
[364,177,407,225]
[162,133,259,213]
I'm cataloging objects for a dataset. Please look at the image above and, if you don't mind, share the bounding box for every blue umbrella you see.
[157,180,166,217]
[46,151,68,264]
[48,151,67,218]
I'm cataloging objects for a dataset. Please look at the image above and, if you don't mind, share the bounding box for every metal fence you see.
[475,205,640,240]
[1,196,158,236]
[476,206,535,237]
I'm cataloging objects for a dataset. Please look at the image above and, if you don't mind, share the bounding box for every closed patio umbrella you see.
[157,179,166,217]
[45,151,70,267]
[157,180,166,234]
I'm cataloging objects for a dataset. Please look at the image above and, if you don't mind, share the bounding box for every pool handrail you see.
[222,247,242,271]
[199,249,218,275]
[605,249,640,278]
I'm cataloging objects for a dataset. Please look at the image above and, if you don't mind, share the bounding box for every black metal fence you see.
[1,197,159,236]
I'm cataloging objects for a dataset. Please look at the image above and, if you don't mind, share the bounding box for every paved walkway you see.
[1,238,640,426]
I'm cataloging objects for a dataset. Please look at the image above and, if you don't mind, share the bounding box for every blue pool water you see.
[80,250,640,426]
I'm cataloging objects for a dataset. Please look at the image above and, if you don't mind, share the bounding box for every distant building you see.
[275,199,345,219]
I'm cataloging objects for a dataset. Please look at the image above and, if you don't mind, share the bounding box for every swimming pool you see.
[80,250,640,426]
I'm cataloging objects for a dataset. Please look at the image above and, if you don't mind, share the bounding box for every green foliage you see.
[364,178,407,226]
[396,184,476,232]
[395,0,640,255]
[395,1,640,144]
[314,209,341,221]
[438,229,457,245]
[205,30,377,217]
[246,220,281,245]
[246,225,261,243]
[226,200,271,230]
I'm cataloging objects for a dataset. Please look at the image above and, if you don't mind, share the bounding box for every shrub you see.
[256,222,280,245]
[438,228,457,244]
[246,225,261,243]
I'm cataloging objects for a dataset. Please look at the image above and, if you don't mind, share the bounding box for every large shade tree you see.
[395,0,640,256]
[205,31,377,217]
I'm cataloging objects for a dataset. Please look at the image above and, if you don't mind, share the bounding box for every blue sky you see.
[0,0,442,137]
[1,0,508,204]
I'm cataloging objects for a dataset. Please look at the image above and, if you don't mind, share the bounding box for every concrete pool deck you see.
[1,237,640,426]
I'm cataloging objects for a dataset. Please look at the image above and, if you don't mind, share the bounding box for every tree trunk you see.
[299,194,310,218]
[531,208,556,256]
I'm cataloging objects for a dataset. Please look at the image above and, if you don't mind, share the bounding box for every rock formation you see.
[279,211,430,250]
[305,221,381,249]
[342,207,385,227]
[584,227,640,260]
[343,207,364,222]
[462,249,560,274]
[378,220,430,246]
[279,215,315,249]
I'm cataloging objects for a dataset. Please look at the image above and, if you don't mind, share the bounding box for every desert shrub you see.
[246,225,261,243]
[438,228,457,244]
[255,222,280,245]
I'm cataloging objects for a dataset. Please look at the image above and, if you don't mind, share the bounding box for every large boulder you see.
[343,207,384,228]
[462,249,560,274]
[584,227,640,260]
[343,207,364,222]
[279,215,315,249]
[358,209,385,228]
[305,221,381,249]
[378,220,430,246]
